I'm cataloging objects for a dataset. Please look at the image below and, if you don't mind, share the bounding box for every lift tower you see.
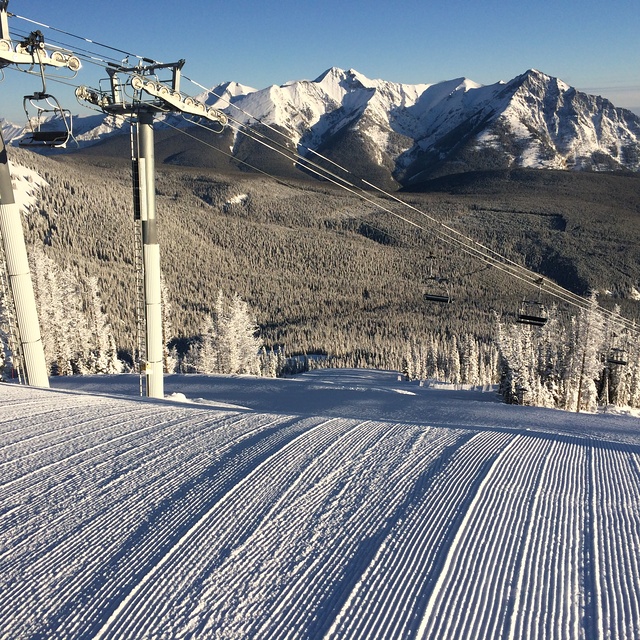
[76,62,227,398]
[0,1,81,387]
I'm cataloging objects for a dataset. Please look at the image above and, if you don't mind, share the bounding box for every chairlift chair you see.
[606,347,628,367]
[517,299,548,326]
[423,256,452,304]
[517,277,547,326]
[424,283,452,304]
[20,92,72,148]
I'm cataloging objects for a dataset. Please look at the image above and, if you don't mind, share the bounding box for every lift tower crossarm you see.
[0,4,80,71]
[76,60,227,126]
[130,74,227,124]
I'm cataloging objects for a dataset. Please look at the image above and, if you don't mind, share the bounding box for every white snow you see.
[1,368,639,639]
[8,161,48,213]
[225,193,248,206]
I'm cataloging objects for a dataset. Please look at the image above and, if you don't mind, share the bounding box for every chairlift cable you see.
[175,115,562,297]
[170,107,640,332]
[183,76,603,309]
[10,12,159,65]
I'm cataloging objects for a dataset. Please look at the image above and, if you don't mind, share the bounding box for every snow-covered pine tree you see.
[30,248,122,375]
[0,287,11,379]
[193,315,218,374]
[30,248,76,375]
[189,291,263,376]
[227,293,262,376]
[461,333,480,386]
[86,277,122,374]
[571,293,606,413]
[160,274,178,374]
[447,335,461,384]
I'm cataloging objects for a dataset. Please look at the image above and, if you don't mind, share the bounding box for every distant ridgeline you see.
[5,67,639,190]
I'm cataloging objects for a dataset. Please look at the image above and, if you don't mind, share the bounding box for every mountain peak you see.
[314,67,375,91]
[14,68,640,183]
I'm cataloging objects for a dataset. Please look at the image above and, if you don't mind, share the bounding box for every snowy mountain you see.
[6,68,640,187]
[3,368,640,638]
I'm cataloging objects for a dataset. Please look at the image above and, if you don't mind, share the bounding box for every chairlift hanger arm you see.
[77,67,228,126]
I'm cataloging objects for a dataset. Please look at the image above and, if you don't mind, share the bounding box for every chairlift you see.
[424,284,452,304]
[423,256,452,304]
[606,347,628,366]
[516,299,548,326]
[517,277,547,326]
[20,91,73,148]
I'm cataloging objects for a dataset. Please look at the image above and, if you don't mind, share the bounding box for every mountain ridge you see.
[3,67,639,188]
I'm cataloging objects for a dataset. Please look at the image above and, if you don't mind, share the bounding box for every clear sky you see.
[1,0,638,123]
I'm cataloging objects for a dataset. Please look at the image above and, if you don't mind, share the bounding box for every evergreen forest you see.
[2,146,640,410]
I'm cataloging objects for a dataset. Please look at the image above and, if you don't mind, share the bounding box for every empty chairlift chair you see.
[516,299,548,326]
[423,256,452,304]
[20,92,73,148]
[517,278,547,326]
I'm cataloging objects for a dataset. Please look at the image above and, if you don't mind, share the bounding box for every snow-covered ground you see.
[2,369,639,639]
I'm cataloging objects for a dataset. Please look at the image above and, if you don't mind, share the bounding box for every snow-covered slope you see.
[2,369,640,639]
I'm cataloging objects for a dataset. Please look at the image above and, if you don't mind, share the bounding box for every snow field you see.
[1,373,640,639]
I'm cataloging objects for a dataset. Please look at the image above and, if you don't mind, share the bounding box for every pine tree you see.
[161,274,178,374]
[189,291,263,376]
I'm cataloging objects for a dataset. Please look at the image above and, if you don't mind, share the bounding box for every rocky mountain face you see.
[4,68,640,189]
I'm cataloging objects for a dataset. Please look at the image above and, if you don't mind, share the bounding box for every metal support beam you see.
[0,130,49,387]
[136,111,163,399]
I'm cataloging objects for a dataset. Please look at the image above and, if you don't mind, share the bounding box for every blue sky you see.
[1,0,638,123]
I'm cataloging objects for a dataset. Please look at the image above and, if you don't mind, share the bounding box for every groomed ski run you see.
[1,369,639,639]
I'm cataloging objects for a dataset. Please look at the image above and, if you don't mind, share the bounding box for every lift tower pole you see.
[0,1,80,387]
[136,109,163,398]
[0,132,49,386]
[77,62,227,398]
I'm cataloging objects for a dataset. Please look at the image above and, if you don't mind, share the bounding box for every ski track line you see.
[414,434,527,639]
[235,421,428,639]
[107,415,354,638]
[46,414,293,639]
[0,396,175,453]
[0,408,241,589]
[192,424,472,638]
[0,410,284,635]
[503,438,561,640]
[0,405,176,480]
[0,409,240,566]
[448,435,554,640]
[190,419,406,637]
[100,417,371,639]
[1,410,288,636]
[0,408,215,542]
[501,437,587,640]
[97,417,398,638]
[90,415,344,640]
[415,434,544,639]
[324,429,503,640]
[592,444,640,639]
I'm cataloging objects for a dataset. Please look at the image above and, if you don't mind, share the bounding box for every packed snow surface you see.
[2,369,640,639]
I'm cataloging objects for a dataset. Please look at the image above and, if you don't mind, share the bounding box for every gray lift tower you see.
[76,62,227,398]
[0,1,81,387]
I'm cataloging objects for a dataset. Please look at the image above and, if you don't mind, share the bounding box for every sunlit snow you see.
[2,369,639,639]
